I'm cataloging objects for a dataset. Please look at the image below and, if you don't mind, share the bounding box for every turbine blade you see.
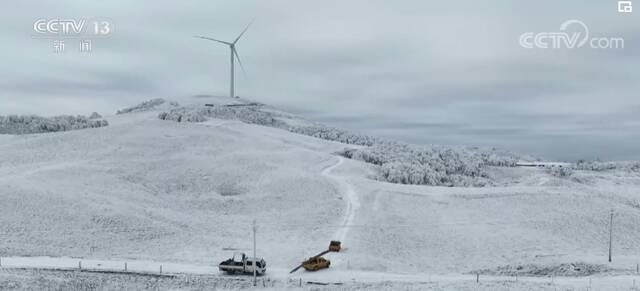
[233,48,247,78]
[233,19,255,44]
[194,35,231,45]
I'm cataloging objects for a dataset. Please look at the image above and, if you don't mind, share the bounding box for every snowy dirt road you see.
[321,156,360,244]
[0,256,213,275]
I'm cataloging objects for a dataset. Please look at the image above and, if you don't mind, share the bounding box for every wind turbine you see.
[195,21,252,98]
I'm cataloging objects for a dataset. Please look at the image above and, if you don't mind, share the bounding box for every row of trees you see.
[289,125,378,146]
[0,115,109,135]
[342,142,491,186]
[158,105,286,128]
[571,160,640,173]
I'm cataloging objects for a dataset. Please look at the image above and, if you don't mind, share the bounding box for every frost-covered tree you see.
[117,98,178,114]
[572,160,640,173]
[547,166,573,177]
[89,112,102,119]
[158,105,285,127]
[342,140,494,186]
[0,115,109,135]
[289,126,378,146]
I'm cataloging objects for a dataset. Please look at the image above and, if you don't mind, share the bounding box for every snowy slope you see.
[2,97,640,290]
[0,109,346,269]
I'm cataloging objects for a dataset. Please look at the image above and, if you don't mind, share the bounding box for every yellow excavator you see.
[290,241,341,273]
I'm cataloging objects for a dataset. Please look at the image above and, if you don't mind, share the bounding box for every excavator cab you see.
[302,256,330,271]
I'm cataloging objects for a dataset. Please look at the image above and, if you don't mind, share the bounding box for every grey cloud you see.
[2,72,156,96]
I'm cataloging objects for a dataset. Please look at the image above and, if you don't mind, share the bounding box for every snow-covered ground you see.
[3,256,640,290]
[3,262,640,290]
[2,97,640,290]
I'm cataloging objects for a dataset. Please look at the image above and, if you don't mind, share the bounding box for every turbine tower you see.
[195,21,252,98]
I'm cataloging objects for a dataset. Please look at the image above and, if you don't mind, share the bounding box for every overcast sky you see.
[0,0,638,161]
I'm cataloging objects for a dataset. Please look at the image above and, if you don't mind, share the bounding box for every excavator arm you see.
[289,249,331,273]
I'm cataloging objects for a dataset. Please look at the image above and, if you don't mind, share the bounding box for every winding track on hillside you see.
[320,156,360,244]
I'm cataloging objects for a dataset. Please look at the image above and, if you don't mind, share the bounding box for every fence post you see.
[160,265,163,274]
[78,261,82,271]
[125,262,127,272]
[476,273,479,283]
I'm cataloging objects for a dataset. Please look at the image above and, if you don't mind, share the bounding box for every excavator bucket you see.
[329,240,341,252]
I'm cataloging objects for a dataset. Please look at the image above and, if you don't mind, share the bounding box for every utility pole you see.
[608,209,614,262]
[253,219,257,287]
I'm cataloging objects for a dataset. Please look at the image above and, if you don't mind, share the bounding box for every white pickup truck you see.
[218,253,266,275]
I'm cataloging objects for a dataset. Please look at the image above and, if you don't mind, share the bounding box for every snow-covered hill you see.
[1,96,640,290]
[155,100,527,187]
